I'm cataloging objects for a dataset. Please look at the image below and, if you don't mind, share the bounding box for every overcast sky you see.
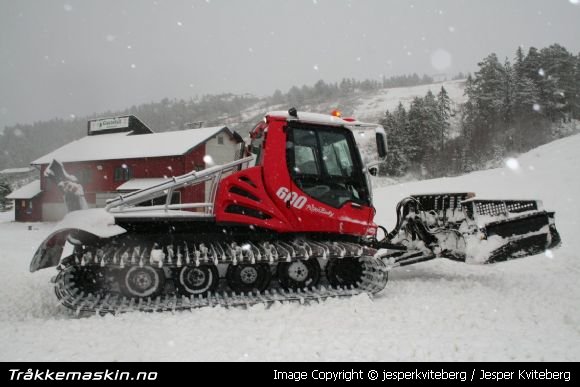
[1,0,579,130]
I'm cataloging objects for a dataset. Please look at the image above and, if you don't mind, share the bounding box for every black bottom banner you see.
[4,362,576,385]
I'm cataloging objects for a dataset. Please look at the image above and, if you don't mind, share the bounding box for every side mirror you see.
[368,166,379,176]
[376,133,387,159]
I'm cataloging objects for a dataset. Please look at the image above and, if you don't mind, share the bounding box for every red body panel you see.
[215,115,376,237]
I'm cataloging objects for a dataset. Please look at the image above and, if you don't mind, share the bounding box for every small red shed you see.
[6,180,43,222]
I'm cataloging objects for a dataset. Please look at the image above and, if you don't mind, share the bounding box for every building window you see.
[114,166,132,181]
[217,135,224,145]
[79,168,93,185]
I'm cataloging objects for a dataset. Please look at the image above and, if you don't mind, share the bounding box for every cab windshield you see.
[287,124,369,208]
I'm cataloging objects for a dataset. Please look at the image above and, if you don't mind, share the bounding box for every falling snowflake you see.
[122,164,128,169]
[63,4,73,12]
[533,103,541,112]
[431,49,452,70]
[130,64,136,69]
[106,35,116,42]
[203,155,214,165]
[544,250,554,259]
[505,158,519,171]
[177,21,183,27]
[538,68,545,77]
[448,26,455,32]
[313,64,319,71]
[570,0,579,5]
[127,45,132,49]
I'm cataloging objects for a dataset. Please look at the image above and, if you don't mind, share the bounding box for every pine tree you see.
[271,89,284,105]
[287,86,304,107]
[513,48,539,115]
[0,179,11,211]
[502,58,514,125]
[423,90,443,151]
[574,53,580,120]
[380,110,408,176]
[511,48,541,151]
[545,45,576,121]
[437,86,452,166]
[522,47,542,84]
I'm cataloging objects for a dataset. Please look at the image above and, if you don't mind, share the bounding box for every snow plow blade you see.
[476,210,560,263]
[388,193,561,265]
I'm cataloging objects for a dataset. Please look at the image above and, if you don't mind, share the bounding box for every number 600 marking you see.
[276,187,307,209]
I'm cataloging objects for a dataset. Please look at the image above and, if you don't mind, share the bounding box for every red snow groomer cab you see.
[31,109,561,314]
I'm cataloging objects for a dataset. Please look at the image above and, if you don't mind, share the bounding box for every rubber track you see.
[53,240,389,315]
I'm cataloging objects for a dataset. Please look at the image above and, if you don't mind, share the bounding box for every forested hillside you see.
[1,44,578,182]
[381,44,580,178]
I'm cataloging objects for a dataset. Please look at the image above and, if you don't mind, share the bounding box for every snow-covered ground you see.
[1,134,579,362]
[353,79,466,122]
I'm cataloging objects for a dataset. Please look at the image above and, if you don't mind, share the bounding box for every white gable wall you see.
[204,133,241,203]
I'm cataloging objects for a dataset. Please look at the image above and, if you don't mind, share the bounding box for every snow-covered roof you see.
[0,167,35,175]
[6,180,42,199]
[116,178,169,191]
[32,126,235,165]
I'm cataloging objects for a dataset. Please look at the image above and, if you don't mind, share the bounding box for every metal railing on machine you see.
[105,155,256,215]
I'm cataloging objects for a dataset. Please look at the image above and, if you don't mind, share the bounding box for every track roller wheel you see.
[175,265,219,296]
[326,257,363,288]
[73,266,109,295]
[226,263,271,293]
[277,259,321,290]
[120,266,165,299]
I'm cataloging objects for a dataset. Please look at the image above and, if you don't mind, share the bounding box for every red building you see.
[10,116,242,222]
